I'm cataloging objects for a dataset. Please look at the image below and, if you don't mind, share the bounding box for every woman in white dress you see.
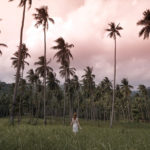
[70,112,81,134]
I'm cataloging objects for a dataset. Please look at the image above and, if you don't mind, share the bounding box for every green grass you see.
[0,118,150,150]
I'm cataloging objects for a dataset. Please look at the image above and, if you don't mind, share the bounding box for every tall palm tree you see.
[11,44,30,78]
[137,9,150,39]
[33,6,54,125]
[53,37,74,124]
[106,22,123,128]
[9,0,32,125]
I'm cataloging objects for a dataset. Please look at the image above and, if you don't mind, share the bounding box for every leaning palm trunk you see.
[43,28,47,125]
[10,2,26,125]
[110,37,116,128]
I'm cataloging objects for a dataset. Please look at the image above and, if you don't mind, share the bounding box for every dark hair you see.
[73,112,77,119]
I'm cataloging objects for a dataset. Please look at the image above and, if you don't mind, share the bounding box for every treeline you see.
[1,74,150,123]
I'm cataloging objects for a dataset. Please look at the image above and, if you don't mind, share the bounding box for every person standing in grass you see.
[70,112,82,134]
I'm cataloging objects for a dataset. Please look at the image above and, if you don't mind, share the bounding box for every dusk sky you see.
[0,0,150,88]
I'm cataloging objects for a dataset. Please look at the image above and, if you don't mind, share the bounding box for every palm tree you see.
[11,44,30,78]
[35,56,53,78]
[34,55,53,124]
[53,37,74,65]
[82,66,95,95]
[82,66,95,120]
[138,85,149,120]
[120,78,133,120]
[59,64,76,121]
[137,9,150,39]
[26,69,39,123]
[33,6,54,125]
[53,37,74,124]
[106,22,123,128]
[71,75,80,116]
[47,71,60,91]
[9,0,32,125]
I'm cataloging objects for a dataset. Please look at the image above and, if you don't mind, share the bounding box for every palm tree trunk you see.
[63,76,67,124]
[43,28,47,125]
[10,2,26,125]
[77,92,80,117]
[110,37,116,128]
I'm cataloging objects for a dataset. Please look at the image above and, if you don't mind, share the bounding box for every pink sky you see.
[0,0,150,88]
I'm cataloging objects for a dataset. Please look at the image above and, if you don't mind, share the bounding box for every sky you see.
[0,0,150,88]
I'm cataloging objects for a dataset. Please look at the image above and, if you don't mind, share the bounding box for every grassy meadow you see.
[0,118,150,150]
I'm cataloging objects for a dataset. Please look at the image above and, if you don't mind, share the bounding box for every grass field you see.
[0,118,150,150]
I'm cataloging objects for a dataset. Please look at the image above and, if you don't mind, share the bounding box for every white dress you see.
[72,118,78,133]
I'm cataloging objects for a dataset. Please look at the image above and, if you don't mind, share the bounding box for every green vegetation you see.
[0,118,150,150]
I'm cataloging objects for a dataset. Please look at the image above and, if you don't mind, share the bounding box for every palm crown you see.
[34,56,53,78]
[137,9,150,39]
[33,6,54,30]
[106,22,123,39]
[9,0,32,9]
[53,37,74,66]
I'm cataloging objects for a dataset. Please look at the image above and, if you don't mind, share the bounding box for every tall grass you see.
[0,118,150,150]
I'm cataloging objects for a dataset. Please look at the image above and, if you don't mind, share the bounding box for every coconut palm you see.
[82,66,95,93]
[26,69,40,123]
[53,37,74,65]
[59,64,76,122]
[72,75,80,116]
[33,6,54,125]
[82,66,95,120]
[47,71,60,92]
[120,78,133,120]
[138,85,149,120]
[34,56,53,124]
[53,37,74,124]
[11,44,30,78]
[9,0,32,125]
[34,56,53,78]
[137,9,150,39]
[106,22,123,128]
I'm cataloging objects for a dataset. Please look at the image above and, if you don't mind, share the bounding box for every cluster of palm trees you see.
[0,0,150,127]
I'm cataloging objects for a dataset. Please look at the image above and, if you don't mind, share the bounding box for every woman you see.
[70,112,82,134]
